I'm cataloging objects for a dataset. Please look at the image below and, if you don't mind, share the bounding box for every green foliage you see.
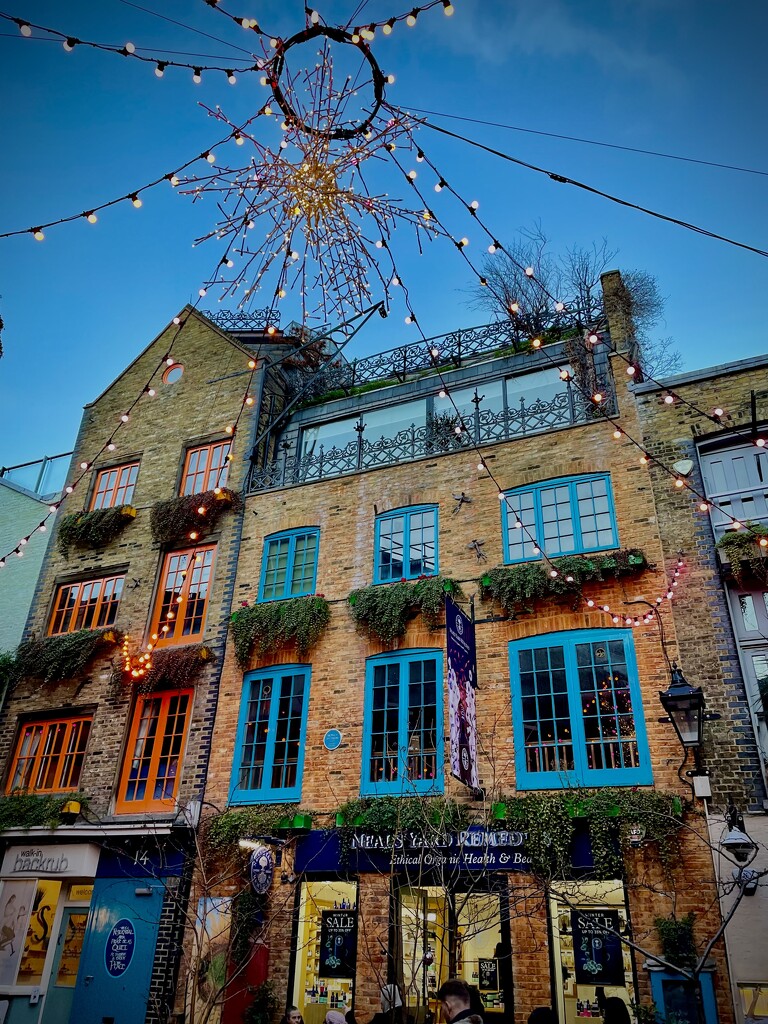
[0,793,89,831]
[348,576,463,645]
[140,643,214,692]
[243,981,279,1024]
[333,795,469,863]
[426,411,464,453]
[0,651,19,696]
[480,549,648,617]
[230,595,331,667]
[57,505,135,559]
[16,628,121,683]
[202,805,313,856]
[149,488,242,545]
[716,522,768,587]
[497,788,683,879]
[654,913,697,971]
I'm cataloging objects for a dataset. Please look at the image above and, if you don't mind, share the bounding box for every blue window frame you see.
[258,528,319,601]
[509,629,652,789]
[361,649,444,796]
[229,665,310,803]
[501,474,618,563]
[374,506,438,583]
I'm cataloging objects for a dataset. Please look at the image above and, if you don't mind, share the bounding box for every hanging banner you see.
[570,909,625,986]
[446,596,479,789]
[319,908,357,978]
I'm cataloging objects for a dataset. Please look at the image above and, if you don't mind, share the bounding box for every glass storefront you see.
[549,882,636,1024]
[397,883,506,1022]
[291,880,358,1024]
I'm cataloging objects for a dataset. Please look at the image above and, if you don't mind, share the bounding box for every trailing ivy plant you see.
[230,595,331,666]
[654,913,697,971]
[333,795,469,863]
[139,643,214,692]
[16,628,121,683]
[57,505,136,559]
[202,804,314,857]
[150,487,242,545]
[0,793,89,831]
[496,788,683,879]
[480,549,648,617]
[348,576,464,645]
[716,522,768,587]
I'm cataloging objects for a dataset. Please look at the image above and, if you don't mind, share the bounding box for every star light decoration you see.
[179,24,442,323]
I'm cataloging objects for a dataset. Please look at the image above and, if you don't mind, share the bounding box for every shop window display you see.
[291,880,358,1024]
[398,885,505,1022]
[549,882,636,1024]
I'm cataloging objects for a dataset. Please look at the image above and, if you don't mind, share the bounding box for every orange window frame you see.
[180,442,231,496]
[48,575,124,636]
[150,545,215,647]
[115,690,192,814]
[7,716,92,794]
[90,462,140,510]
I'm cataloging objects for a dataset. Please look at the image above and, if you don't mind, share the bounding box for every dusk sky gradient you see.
[1,0,766,467]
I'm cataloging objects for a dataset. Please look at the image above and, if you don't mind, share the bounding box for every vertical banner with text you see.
[446,595,479,789]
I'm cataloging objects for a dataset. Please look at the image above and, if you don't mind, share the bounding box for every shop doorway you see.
[290,880,358,1024]
[397,882,508,1022]
[41,907,89,1024]
[549,882,637,1024]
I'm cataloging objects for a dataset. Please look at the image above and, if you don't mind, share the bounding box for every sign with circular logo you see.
[323,728,343,751]
[250,846,274,894]
[105,918,135,978]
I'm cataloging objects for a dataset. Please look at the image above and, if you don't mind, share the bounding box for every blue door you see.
[69,877,165,1024]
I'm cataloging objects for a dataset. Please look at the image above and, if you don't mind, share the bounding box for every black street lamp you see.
[659,662,706,750]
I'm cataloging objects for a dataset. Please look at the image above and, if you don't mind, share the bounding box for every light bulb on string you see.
[130,194,142,208]
[524,266,535,277]
[63,37,77,52]
[664,393,675,405]
[406,9,419,26]
[155,61,167,77]
[85,211,98,224]
[227,71,237,84]
[18,21,32,36]
[33,229,44,242]
[193,68,202,84]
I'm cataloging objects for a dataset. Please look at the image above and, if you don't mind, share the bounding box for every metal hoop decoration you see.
[268,25,386,141]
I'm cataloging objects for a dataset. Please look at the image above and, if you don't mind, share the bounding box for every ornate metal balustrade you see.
[248,378,614,492]
[202,308,281,330]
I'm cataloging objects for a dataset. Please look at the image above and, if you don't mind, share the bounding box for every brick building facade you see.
[195,276,762,1024]
[1,276,765,1024]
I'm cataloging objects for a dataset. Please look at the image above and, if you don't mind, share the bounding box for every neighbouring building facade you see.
[0,277,765,1024]
[0,454,70,653]
[0,310,288,1024]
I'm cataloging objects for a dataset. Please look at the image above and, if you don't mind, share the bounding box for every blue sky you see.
[1,0,766,466]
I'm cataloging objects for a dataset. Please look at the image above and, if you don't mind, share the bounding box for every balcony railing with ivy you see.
[248,377,614,492]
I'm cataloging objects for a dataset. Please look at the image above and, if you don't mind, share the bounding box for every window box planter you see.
[566,798,620,818]
[280,812,313,831]
[57,504,137,559]
[150,488,243,545]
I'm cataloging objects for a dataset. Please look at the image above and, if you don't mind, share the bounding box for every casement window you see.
[91,462,139,509]
[361,649,443,796]
[49,575,124,635]
[509,629,652,789]
[181,441,231,495]
[115,690,192,813]
[258,529,320,601]
[698,440,768,538]
[7,716,92,794]
[151,545,215,646]
[229,666,310,803]
[374,506,438,583]
[502,473,618,563]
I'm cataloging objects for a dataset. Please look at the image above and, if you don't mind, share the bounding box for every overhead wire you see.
[407,106,768,180]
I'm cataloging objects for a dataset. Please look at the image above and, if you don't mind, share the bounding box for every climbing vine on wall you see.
[150,488,242,545]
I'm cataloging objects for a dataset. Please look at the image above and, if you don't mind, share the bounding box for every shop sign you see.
[1,843,100,879]
[319,908,357,978]
[478,958,499,991]
[446,596,479,790]
[571,909,625,986]
[249,846,274,895]
[69,883,94,901]
[295,827,531,873]
[105,917,135,977]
